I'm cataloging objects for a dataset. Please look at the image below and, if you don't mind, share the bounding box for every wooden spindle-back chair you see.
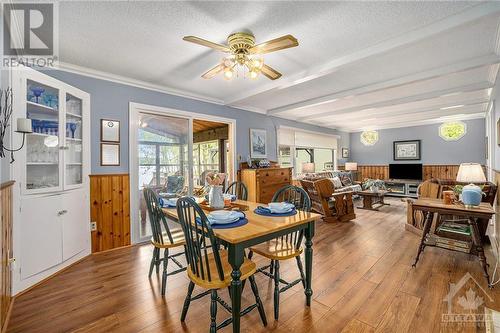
[143,188,186,295]
[176,197,267,332]
[249,185,311,320]
[224,181,248,201]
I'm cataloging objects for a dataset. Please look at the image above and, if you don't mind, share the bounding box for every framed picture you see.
[101,143,120,166]
[342,148,349,158]
[250,129,267,158]
[101,119,120,142]
[393,140,421,160]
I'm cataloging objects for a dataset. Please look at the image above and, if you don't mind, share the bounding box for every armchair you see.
[300,178,356,223]
[140,175,186,223]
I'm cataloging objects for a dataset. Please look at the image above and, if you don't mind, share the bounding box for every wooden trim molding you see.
[0,181,13,333]
[355,164,462,181]
[90,174,131,253]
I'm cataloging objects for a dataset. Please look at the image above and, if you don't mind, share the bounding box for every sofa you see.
[406,178,497,243]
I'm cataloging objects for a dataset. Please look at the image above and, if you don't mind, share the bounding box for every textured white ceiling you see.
[57,1,500,131]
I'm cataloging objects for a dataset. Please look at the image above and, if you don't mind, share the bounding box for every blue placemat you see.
[196,217,248,229]
[159,198,176,208]
[254,206,297,217]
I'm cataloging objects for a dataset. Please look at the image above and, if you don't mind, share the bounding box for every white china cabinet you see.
[9,67,90,293]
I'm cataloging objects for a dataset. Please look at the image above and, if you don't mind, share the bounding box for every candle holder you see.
[0,88,33,163]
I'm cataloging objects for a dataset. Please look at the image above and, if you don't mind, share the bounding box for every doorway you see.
[129,103,236,243]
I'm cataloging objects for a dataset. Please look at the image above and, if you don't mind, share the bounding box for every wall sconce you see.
[0,88,33,163]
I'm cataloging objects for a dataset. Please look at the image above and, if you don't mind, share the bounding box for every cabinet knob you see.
[57,210,68,216]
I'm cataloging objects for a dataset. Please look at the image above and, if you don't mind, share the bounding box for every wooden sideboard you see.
[240,167,292,203]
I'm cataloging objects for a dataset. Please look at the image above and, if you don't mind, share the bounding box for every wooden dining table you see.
[162,199,321,333]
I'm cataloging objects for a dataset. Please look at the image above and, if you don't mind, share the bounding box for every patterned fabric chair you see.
[301,178,356,223]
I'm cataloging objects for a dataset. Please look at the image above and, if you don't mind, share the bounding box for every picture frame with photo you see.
[342,148,349,158]
[101,143,120,166]
[250,129,267,158]
[393,140,421,160]
[101,119,120,142]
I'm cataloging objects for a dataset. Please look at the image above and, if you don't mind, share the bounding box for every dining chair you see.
[143,188,187,295]
[225,181,248,200]
[176,197,267,332]
[248,185,311,320]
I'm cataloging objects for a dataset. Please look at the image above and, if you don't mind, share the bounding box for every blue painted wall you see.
[350,118,486,165]
[43,70,348,174]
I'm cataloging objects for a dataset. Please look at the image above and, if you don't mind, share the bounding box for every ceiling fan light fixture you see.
[223,67,234,80]
[248,69,259,80]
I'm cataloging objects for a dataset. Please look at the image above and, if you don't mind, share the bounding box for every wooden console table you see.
[411,198,495,287]
[357,190,390,211]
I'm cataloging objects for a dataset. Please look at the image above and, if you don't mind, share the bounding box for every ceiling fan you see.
[183,32,298,81]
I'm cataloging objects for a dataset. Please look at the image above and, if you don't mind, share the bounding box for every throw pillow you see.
[341,176,353,186]
[330,176,343,189]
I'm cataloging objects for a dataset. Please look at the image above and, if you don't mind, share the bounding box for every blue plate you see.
[254,206,297,217]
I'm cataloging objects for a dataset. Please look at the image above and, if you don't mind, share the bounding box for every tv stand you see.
[385,179,421,198]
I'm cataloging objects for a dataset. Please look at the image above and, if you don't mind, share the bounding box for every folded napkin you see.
[267,202,295,213]
[160,197,178,208]
[207,211,245,225]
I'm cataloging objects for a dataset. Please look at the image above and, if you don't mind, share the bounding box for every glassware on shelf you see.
[30,86,45,103]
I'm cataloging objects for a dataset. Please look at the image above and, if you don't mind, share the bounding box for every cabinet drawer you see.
[259,182,290,203]
[257,169,290,185]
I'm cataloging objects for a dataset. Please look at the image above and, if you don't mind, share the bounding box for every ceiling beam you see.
[336,113,485,132]
[225,2,500,106]
[318,99,489,125]
[267,54,500,115]
[321,103,486,127]
[295,81,492,121]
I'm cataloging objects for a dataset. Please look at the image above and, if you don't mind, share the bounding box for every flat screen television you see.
[389,163,423,180]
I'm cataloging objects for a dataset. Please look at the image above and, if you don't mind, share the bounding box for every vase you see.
[209,185,224,209]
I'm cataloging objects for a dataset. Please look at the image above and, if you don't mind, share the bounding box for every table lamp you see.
[456,163,486,208]
[345,162,358,181]
[302,162,315,174]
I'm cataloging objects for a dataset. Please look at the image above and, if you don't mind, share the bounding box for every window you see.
[295,147,334,174]
[360,130,379,146]
[439,121,466,141]
[193,140,220,186]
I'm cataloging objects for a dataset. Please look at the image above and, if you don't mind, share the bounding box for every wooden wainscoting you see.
[90,174,131,253]
[0,181,14,332]
[356,164,460,181]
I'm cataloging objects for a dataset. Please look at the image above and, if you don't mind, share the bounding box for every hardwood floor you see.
[7,198,500,332]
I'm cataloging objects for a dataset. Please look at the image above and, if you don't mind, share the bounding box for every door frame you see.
[129,102,237,244]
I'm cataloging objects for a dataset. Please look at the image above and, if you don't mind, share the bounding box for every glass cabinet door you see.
[25,79,61,192]
[64,93,83,187]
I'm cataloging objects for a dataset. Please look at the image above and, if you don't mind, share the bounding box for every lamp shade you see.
[302,162,315,173]
[345,162,358,171]
[456,163,486,183]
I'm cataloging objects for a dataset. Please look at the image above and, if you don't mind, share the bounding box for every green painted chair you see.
[248,185,311,320]
[225,181,248,200]
[176,197,267,332]
[143,188,186,295]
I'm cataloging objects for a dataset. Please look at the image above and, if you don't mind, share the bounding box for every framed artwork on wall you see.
[342,148,349,158]
[101,119,120,142]
[101,143,120,166]
[393,140,421,160]
[250,129,267,158]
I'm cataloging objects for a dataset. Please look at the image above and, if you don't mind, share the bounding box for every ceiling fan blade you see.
[260,64,282,80]
[249,34,298,54]
[183,36,230,53]
[202,64,225,79]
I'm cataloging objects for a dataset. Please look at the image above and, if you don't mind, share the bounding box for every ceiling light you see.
[223,68,234,80]
[141,122,148,128]
[440,105,464,110]
[248,70,259,80]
